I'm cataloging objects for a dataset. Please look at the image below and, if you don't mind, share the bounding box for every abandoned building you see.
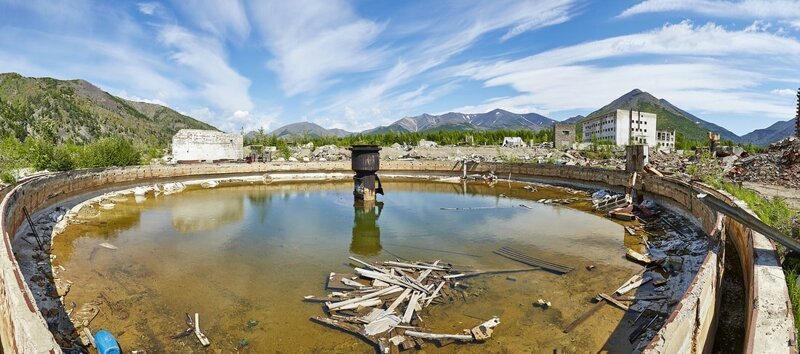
[582,109,657,147]
[172,129,244,163]
[656,130,676,152]
[502,137,526,147]
[553,123,576,150]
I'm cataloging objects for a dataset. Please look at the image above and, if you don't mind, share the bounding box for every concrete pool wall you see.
[0,161,794,353]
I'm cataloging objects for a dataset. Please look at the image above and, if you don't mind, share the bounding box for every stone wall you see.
[0,161,794,353]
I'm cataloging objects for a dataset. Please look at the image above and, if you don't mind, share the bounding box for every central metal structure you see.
[349,145,383,204]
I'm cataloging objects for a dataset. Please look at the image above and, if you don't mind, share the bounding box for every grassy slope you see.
[0,73,216,145]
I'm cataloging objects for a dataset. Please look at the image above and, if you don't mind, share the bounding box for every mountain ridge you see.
[582,89,741,142]
[269,121,352,139]
[0,72,216,145]
[367,108,556,134]
[740,118,797,146]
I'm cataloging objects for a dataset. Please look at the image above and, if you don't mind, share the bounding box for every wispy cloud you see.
[137,2,160,16]
[248,0,386,97]
[172,0,250,41]
[309,0,581,131]
[772,88,798,96]
[619,0,800,19]
[158,25,253,113]
[450,21,800,133]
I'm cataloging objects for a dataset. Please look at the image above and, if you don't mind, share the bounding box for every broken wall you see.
[172,129,243,162]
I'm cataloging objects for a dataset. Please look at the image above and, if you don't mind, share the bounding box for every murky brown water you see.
[52,180,645,353]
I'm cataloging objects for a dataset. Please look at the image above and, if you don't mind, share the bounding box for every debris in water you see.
[308,257,502,352]
[170,313,194,339]
[98,242,118,250]
[493,246,574,274]
[625,249,652,265]
[193,313,210,346]
[536,299,552,308]
[245,319,259,332]
[200,180,219,189]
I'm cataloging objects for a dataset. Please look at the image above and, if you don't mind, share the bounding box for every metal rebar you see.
[22,207,45,251]
[697,193,800,254]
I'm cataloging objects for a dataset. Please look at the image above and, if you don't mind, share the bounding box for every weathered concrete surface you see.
[0,161,795,353]
[172,129,243,162]
[553,123,576,150]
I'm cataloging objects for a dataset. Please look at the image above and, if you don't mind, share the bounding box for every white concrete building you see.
[582,109,657,147]
[502,137,526,147]
[657,130,676,152]
[172,129,243,162]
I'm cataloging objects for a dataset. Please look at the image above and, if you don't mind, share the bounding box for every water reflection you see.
[171,192,245,233]
[351,200,383,256]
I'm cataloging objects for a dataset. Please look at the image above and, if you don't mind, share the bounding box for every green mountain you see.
[0,73,217,145]
[364,109,556,134]
[268,121,352,139]
[579,89,741,142]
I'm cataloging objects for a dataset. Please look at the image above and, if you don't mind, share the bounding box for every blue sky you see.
[0,0,798,135]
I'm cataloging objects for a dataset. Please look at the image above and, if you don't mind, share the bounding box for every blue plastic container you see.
[94,330,121,354]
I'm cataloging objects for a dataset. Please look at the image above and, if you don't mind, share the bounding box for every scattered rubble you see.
[730,136,800,189]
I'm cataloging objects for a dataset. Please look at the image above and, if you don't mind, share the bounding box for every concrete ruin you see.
[502,137,526,147]
[553,123,576,150]
[0,161,796,353]
[172,129,243,163]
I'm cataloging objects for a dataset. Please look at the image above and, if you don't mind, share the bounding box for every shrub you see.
[25,137,75,171]
[81,137,142,168]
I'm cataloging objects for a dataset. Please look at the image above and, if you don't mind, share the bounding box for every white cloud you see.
[172,0,250,41]
[233,110,249,118]
[771,88,797,96]
[619,0,800,19]
[158,25,253,113]
[449,21,800,133]
[137,2,160,16]
[248,0,386,96]
[115,90,168,106]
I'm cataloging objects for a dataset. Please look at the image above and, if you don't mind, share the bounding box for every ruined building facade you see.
[582,109,657,147]
[172,129,243,163]
[553,123,576,150]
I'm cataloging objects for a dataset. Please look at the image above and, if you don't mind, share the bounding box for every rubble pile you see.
[648,151,688,176]
[306,257,503,352]
[312,145,350,161]
[729,137,800,188]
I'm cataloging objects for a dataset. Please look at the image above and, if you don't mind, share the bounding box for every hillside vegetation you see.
[0,73,219,182]
[0,73,216,145]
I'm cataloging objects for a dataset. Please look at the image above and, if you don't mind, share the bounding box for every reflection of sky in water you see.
[146,181,625,268]
[55,181,635,352]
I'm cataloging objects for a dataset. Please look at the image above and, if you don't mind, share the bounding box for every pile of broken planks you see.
[306,257,501,353]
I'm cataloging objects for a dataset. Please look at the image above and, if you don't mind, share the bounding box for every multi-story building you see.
[582,109,657,147]
[657,130,676,152]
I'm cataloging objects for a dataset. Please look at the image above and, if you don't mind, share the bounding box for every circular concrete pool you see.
[21,177,712,353]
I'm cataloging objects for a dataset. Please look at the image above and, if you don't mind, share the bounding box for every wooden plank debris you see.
[307,257,504,352]
[598,293,629,311]
[615,276,651,295]
[194,313,210,346]
[625,249,653,265]
[493,247,574,274]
